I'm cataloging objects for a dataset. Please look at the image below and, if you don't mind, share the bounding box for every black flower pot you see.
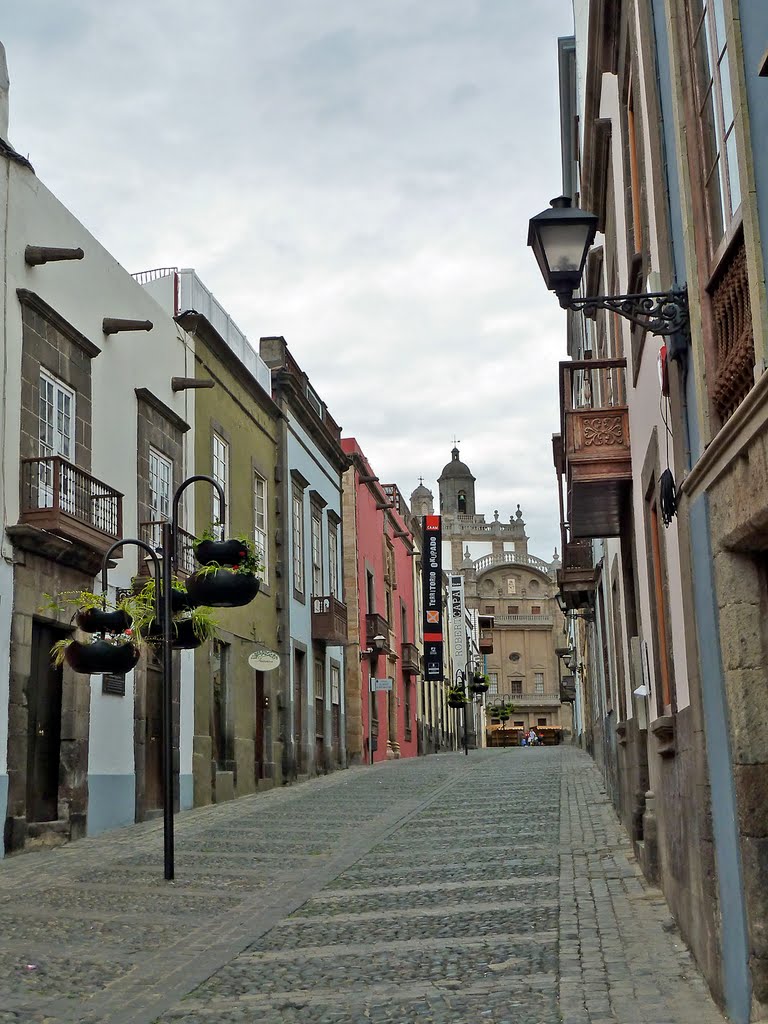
[447,696,466,709]
[194,539,249,568]
[65,639,140,675]
[146,617,203,650]
[470,682,489,694]
[75,608,131,635]
[186,570,260,608]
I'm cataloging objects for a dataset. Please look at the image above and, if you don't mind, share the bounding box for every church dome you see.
[438,447,475,481]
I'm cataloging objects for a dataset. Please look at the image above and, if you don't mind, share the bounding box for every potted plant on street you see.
[186,531,263,608]
[51,633,141,674]
[469,672,489,695]
[447,686,468,709]
[193,525,251,570]
[143,606,219,651]
[43,591,141,674]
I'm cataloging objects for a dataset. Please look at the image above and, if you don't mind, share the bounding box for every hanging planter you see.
[470,673,489,694]
[194,538,249,568]
[52,637,141,675]
[498,709,511,722]
[145,607,218,650]
[132,578,192,613]
[447,688,467,709]
[75,607,131,635]
[186,569,260,608]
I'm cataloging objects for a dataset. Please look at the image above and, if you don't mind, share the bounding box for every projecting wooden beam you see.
[103,318,153,335]
[171,377,215,392]
[25,246,84,266]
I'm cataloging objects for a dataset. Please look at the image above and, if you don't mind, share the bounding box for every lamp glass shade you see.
[527,198,598,300]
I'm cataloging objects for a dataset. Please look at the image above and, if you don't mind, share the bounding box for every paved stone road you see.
[0,747,726,1024]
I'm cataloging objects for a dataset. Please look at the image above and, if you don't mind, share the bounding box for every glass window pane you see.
[706,158,726,244]
[725,129,741,215]
[712,0,726,58]
[719,48,733,131]
[693,17,713,104]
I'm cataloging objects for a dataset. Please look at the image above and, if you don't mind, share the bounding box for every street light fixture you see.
[528,196,689,337]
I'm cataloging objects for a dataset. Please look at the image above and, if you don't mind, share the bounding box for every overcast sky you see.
[4,0,574,558]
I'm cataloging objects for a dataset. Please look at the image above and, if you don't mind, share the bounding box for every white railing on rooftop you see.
[177,270,272,394]
[132,267,272,396]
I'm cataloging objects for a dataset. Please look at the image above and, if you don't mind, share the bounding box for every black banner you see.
[422,515,443,682]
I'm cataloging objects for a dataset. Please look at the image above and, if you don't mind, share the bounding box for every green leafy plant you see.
[39,590,110,616]
[49,632,136,668]
[130,578,219,646]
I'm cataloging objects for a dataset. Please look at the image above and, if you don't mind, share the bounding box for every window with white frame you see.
[311,508,323,596]
[39,370,75,512]
[328,521,339,598]
[687,0,741,250]
[331,664,340,704]
[487,672,499,695]
[39,370,75,462]
[149,447,172,521]
[254,471,268,576]
[534,671,545,694]
[292,489,305,593]
[212,433,229,539]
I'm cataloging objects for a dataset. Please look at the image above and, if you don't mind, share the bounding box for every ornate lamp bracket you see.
[566,288,689,338]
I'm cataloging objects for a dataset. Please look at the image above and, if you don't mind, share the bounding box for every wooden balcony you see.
[479,629,494,654]
[365,612,390,653]
[138,521,197,577]
[401,641,420,675]
[312,595,348,645]
[558,359,632,538]
[557,539,597,611]
[17,456,122,559]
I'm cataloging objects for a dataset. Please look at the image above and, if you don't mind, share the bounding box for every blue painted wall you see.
[87,775,135,837]
[286,409,345,774]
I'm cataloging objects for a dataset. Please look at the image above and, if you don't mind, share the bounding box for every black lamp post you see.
[528,196,689,337]
[100,474,226,881]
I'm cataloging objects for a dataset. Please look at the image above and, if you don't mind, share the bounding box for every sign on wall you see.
[422,515,443,681]
[449,574,466,670]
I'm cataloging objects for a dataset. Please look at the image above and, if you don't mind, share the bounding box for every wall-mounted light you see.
[528,196,689,338]
[360,634,387,662]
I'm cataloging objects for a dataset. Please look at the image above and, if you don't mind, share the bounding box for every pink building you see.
[341,439,419,763]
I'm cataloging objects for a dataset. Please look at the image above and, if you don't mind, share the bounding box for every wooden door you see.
[27,622,64,822]
[294,650,305,773]
[145,665,163,811]
[254,670,264,779]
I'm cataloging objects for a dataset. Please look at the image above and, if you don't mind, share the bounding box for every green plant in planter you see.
[40,590,110,616]
[192,540,263,577]
[146,606,219,645]
[50,633,138,670]
[446,687,468,706]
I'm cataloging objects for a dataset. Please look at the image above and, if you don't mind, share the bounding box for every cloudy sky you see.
[4,0,574,558]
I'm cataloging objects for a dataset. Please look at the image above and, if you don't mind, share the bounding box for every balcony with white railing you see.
[493,613,554,627]
[472,551,554,575]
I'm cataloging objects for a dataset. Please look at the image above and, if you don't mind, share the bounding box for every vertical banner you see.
[449,574,466,673]
[422,515,443,681]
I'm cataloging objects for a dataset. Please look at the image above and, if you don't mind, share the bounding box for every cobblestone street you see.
[0,748,726,1024]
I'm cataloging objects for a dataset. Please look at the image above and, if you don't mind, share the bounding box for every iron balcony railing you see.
[20,456,122,540]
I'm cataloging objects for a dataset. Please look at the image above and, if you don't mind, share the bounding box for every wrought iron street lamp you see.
[100,475,228,881]
[528,197,689,337]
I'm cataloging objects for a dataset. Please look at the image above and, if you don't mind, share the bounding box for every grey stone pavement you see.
[0,747,726,1024]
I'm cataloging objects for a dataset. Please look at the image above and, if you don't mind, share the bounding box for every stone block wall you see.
[5,553,94,852]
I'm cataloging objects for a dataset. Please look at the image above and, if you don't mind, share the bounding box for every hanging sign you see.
[248,649,280,672]
[422,515,443,681]
[449,574,466,669]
